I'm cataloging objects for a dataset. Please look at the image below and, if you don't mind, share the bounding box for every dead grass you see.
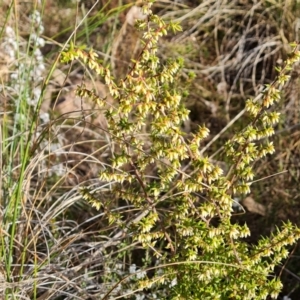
[1,0,300,298]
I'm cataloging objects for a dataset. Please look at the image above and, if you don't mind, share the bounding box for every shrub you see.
[60,1,300,299]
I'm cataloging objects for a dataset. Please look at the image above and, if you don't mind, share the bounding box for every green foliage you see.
[61,1,300,299]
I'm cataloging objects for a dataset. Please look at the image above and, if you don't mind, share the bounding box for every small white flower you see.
[115,263,124,275]
[135,294,145,300]
[38,37,45,47]
[50,163,65,177]
[28,87,41,106]
[136,270,146,279]
[169,277,177,287]
[129,264,136,274]
[113,282,122,292]
[40,112,50,124]
[50,143,64,156]
[31,10,41,24]
[14,113,26,123]
[33,48,43,60]
[30,33,38,43]
[37,63,45,72]
[38,24,44,34]
[33,87,41,99]
[10,73,18,80]
[156,267,164,275]
[5,26,15,37]
[3,40,16,59]
[7,37,17,49]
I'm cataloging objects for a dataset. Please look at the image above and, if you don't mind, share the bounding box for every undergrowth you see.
[1,0,300,299]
